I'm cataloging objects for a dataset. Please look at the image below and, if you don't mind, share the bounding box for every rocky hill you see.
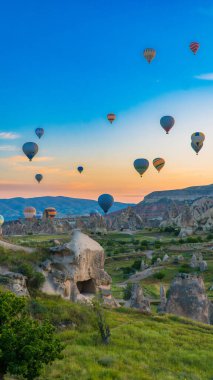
[0,196,134,221]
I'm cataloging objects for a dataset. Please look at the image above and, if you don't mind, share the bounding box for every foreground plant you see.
[0,292,63,380]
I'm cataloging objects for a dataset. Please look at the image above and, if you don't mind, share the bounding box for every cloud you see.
[194,73,213,81]
[0,132,20,139]
[0,145,18,152]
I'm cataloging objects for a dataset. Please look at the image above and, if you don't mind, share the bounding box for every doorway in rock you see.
[76,279,96,294]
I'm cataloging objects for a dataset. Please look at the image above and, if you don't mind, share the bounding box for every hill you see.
[0,196,134,221]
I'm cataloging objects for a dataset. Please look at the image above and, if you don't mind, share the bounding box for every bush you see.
[153,271,166,280]
[179,264,191,274]
[14,263,45,291]
[131,259,141,271]
[123,283,132,300]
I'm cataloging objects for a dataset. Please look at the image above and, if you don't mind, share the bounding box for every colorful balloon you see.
[107,113,116,124]
[22,142,38,161]
[133,159,149,177]
[77,166,84,174]
[153,158,165,173]
[24,207,36,220]
[160,116,175,134]
[35,174,43,183]
[191,141,203,155]
[191,132,205,146]
[36,211,43,220]
[35,127,44,139]
[0,215,4,226]
[143,48,156,63]
[98,194,114,214]
[189,42,199,55]
[44,207,57,219]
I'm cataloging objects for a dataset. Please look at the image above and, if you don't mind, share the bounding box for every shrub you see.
[153,271,165,280]
[123,283,132,300]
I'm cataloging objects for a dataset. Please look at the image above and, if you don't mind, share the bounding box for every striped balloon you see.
[143,48,156,63]
[107,113,116,124]
[189,42,199,55]
[133,159,149,177]
[44,207,57,219]
[153,158,165,173]
[24,207,36,220]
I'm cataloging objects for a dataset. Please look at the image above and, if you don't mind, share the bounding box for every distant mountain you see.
[0,196,135,221]
[134,183,213,224]
[143,184,213,203]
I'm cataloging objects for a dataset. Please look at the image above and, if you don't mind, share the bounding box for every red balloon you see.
[189,42,199,55]
[107,113,116,124]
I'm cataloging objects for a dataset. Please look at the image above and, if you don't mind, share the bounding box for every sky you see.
[0,0,213,202]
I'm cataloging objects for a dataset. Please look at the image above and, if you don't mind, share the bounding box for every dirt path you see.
[0,239,35,253]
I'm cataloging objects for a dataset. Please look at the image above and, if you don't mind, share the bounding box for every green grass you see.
[33,303,213,380]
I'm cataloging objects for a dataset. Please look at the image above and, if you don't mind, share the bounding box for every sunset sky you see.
[0,0,213,203]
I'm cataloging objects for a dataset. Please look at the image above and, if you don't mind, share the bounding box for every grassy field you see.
[1,229,213,379]
[23,297,213,380]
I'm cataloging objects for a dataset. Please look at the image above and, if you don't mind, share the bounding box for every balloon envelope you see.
[153,158,165,172]
[98,194,114,214]
[191,141,203,154]
[24,207,36,219]
[143,48,156,63]
[44,207,57,219]
[35,127,44,139]
[107,113,116,123]
[77,166,84,174]
[134,159,149,177]
[35,174,43,183]
[191,132,205,146]
[190,42,199,54]
[22,142,38,161]
[0,215,4,226]
[160,116,175,134]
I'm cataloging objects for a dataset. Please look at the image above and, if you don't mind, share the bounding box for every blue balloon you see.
[35,174,43,183]
[77,166,84,174]
[98,194,114,214]
[35,127,44,139]
[22,142,39,161]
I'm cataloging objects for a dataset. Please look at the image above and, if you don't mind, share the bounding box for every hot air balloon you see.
[36,211,43,220]
[35,127,44,139]
[77,166,84,174]
[143,48,156,63]
[0,215,4,226]
[189,42,199,55]
[22,142,38,161]
[24,207,36,220]
[153,158,165,173]
[133,159,149,177]
[191,132,205,146]
[107,113,116,124]
[160,116,175,134]
[98,194,114,214]
[191,141,203,155]
[35,174,43,183]
[44,207,57,219]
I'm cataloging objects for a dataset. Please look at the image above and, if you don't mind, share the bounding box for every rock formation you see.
[157,284,167,313]
[40,230,112,304]
[165,274,211,324]
[0,271,29,296]
[130,284,151,313]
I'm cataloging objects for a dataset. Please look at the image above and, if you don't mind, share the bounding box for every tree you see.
[92,295,110,345]
[0,292,63,380]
